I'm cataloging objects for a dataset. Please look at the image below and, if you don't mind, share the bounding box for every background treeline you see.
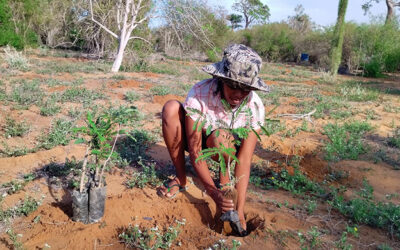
[1,0,400,77]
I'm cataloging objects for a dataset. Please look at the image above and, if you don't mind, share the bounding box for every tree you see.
[287,4,313,32]
[159,0,229,57]
[89,0,152,72]
[362,0,400,24]
[227,14,243,30]
[232,0,270,29]
[330,0,349,77]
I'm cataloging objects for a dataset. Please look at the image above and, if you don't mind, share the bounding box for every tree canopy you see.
[232,0,270,29]
[227,14,243,30]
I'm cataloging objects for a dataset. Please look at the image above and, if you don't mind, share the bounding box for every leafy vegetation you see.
[1,173,35,195]
[125,159,162,189]
[388,127,400,148]
[9,80,44,108]
[3,46,29,70]
[0,196,41,222]
[3,118,30,137]
[125,90,141,102]
[323,121,372,161]
[116,129,156,165]
[61,87,106,104]
[38,118,76,150]
[119,220,185,249]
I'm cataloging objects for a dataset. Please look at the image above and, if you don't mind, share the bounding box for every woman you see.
[159,44,270,235]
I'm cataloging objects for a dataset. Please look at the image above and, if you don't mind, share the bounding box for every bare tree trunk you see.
[329,0,349,77]
[89,0,151,73]
[386,0,395,24]
[112,38,128,72]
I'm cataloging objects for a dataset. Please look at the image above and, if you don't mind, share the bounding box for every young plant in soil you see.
[73,107,135,223]
[188,97,274,236]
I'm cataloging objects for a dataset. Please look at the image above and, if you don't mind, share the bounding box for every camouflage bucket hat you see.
[202,44,270,92]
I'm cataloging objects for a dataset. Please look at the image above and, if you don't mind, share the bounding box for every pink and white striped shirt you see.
[183,78,265,131]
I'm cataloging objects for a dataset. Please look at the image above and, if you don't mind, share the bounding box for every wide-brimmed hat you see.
[202,44,270,92]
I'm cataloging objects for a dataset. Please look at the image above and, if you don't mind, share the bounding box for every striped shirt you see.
[183,78,265,131]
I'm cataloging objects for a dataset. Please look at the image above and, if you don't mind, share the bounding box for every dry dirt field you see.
[0,48,399,249]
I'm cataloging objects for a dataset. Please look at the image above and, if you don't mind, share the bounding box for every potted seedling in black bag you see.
[72,107,136,223]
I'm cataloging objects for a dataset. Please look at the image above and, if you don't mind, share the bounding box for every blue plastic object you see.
[300,53,309,62]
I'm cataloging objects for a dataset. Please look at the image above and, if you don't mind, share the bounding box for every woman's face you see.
[221,79,251,107]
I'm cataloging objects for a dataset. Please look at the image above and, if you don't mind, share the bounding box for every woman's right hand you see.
[209,189,234,212]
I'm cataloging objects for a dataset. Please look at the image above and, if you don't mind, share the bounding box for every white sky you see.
[209,0,388,26]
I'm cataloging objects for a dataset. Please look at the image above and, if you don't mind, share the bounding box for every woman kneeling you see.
[159,44,270,236]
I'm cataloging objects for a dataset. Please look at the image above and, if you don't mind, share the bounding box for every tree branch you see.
[89,0,118,38]
[128,36,152,44]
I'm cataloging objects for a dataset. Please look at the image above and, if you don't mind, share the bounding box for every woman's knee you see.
[162,100,183,122]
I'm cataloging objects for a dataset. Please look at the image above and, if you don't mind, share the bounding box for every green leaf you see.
[206,125,213,136]
[198,119,207,132]
[251,127,262,141]
[74,138,86,144]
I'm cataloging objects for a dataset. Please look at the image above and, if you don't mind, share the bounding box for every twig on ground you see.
[277,109,316,124]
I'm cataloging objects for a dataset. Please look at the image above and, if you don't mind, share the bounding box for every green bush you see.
[38,118,76,150]
[388,127,400,148]
[0,0,38,49]
[236,23,296,61]
[116,129,155,164]
[125,159,161,188]
[323,121,372,162]
[350,22,400,77]
[329,191,400,239]
[9,80,44,108]
[4,118,30,137]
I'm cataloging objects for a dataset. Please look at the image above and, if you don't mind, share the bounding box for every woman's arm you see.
[235,130,259,212]
[185,116,234,212]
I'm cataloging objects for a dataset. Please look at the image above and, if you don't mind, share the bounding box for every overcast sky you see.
[209,0,388,26]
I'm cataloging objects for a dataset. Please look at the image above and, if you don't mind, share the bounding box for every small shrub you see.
[44,158,82,178]
[125,159,162,188]
[388,127,400,148]
[329,189,400,239]
[0,196,41,221]
[208,239,242,250]
[3,118,30,137]
[150,85,173,96]
[61,87,106,104]
[67,107,84,119]
[5,228,24,250]
[104,105,144,126]
[1,173,35,195]
[119,220,185,249]
[38,118,76,150]
[250,165,325,196]
[125,90,141,102]
[339,84,379,102]
[116,129,156,164]
[9,80,44,108]
[111,74,126,80]
[3,46,29,71]
[323,121,372,162]
[295,96,348,119]
[39,94,61,116]
[0,142,31,157]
